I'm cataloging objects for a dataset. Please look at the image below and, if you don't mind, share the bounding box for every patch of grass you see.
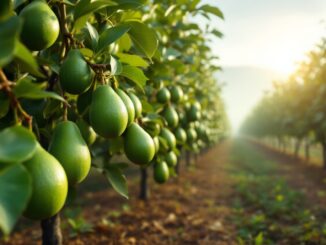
[229,139,326,245]
[63,207,94,238]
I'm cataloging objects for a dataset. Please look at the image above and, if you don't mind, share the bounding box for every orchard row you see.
[0,0,228,239]
[242,38,326,167]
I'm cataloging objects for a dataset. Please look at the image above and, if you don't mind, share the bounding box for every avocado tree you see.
[0,0,228,244]
[241,37,326,166]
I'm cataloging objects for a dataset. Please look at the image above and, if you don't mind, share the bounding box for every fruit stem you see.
[58,2,70,58]
[112,76,119,89]
[0,69,33,130]
[41,214,63,245]
[86,61,110,71]
[63,95,68,121]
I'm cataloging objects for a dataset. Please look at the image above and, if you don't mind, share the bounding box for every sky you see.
[202,0,326,133]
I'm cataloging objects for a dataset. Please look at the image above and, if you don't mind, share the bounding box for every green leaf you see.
[97,25,131,54]
[79,48,94,58]
[110,55,122,75]
[163,47,181,60]
[61,0,75,6]
[0,91,10,119]
[14,41,44,78]
[13,78,65,102]
[85,22,99,50]
[116,53,148,67]
[197,4,224,19]
[13,0,26,9]
[111,0,145,10]
[164,5,177,17]
[104,165,128,199]
[0,164,32,235]
[127,21,158,59]
[255,232,264,245]
[74,0,117,21]
[211,29,223,38]
[119,65,148,89]
[43,99,62,119]
[0,126,37,164]
[140,99,153,113]
[0,16,22,68]
[116,33,132,52]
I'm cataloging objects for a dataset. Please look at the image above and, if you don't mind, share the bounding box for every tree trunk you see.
[277,138,282,150]
[175,160,180,175]
[294,138,302,158]
[139,167,149,200]
[322,142,326,170]
[283,139,287,153]
[41,214,62,245]
[175,149,182,175]
[305,139,310,162]
[185,151,190,167]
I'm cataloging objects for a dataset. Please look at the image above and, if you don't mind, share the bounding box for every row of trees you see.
[241,37,326,167]
[0,0,228,243]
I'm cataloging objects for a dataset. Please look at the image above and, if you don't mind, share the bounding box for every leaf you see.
[116,53,148,67]
[197,4,224,19]
[116,33,132,52]
[165,5,177,17]
[110,55,122,75]
[0,16,22,68]
[255,232,264,245]
[111,0,145,10]
[13,0,27,9]
[127,21,158,59]
[104,165,128,199]
[85,22,99,50]
[211,29,223,38]
[97,25,131,54]
[0,126,37,164]
[13,78,65,102]
[141,99,154,113]
[119,65,148,89]
[0,164,32,235]
[14,41,45,78]
[158,136,169,151]
[61,0,75,6]
[43,99,62,119]
[79,48,94,58]
[74,0,117,21]
[163,47,181,60]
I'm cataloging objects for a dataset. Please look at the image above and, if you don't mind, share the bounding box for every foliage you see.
[0,0,228,237]
[241,38,326,163]
[230,140,326,245]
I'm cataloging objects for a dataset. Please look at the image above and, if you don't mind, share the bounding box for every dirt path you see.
[4,142,237,245]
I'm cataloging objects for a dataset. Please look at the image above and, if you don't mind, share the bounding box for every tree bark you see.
[194,154,198,165]
[175,160,180,175]
[294,138,302,158]
[41,214,62,245]
[139,167,149,200]
[322,142,326,170]
[283,138,287,153]
[185,151,190,167]
[304,139,310,162]
[175,149,182,175]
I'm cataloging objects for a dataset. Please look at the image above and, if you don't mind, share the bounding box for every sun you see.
[260,45,302,77]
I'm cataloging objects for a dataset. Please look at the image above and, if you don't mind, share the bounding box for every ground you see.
[2,138,326,245]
